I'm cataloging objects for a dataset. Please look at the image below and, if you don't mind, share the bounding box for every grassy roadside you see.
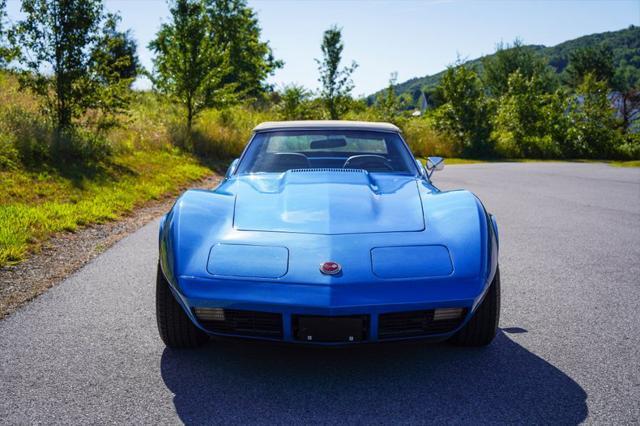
[610,160,640,167]
[420,158,640,167]
[0,149,212,267]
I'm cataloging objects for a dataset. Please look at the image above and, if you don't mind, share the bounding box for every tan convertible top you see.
[253,120,401,133]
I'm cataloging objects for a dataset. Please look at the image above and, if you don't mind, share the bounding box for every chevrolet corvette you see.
[156,121,500,348]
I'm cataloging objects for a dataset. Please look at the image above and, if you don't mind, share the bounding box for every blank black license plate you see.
[295,315,367,342]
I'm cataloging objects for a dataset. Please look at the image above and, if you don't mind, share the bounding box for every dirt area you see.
[0,174,221,319]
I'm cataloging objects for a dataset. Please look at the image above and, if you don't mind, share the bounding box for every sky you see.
[5,0,640,96]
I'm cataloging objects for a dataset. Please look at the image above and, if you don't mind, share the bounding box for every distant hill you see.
[369,25,640,104]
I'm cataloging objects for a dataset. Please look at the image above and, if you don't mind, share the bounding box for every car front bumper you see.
[170,274,490,344]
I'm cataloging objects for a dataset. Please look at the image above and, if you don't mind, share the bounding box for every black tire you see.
[449,267,501,346]
[156,263,208,349]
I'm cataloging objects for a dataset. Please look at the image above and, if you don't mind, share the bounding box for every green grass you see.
[610,160,640,168]
[441,158,488,165]
[0,149,211,267]
[421,158,640,167]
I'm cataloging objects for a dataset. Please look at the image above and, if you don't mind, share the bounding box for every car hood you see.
[231,170,425,234]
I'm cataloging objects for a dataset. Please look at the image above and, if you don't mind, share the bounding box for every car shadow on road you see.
[160,330,587,424]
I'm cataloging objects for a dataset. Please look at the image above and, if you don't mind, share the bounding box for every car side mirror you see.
[226,158,239,178]
[415,159,427,177]
[425,156,444,178]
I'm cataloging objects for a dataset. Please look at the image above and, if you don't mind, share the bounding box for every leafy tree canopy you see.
[482,39,557,97]
[565,44,615,87]
[0,0,15,65]
[205,0,282,99]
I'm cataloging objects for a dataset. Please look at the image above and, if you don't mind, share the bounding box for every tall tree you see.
[149,0,235,134]
[376,72,400,122]
[565,45,615,88]
[205,0,282,99]
[316,25,357,119]
[13,0,136,137]
[483,39,556,97]
[433,65,492,157]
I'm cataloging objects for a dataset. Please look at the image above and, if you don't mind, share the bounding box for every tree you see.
[205,0,282,99]
[13,0,136,138]
[566,73,621,158]
[376,72,400,122]
[149,0,235,134]
[565,45,615,88]
[483,39,556,97]
[277,84,312,120]
[491,71,563,158]
[433,65,493,157]
[316,25,357,119]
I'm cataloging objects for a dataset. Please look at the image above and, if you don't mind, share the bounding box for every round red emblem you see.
[320,261,341,275]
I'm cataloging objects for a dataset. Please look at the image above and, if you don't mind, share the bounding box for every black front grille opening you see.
[378,308,468,339]
[194,308,283,339]
[293,315,369,343]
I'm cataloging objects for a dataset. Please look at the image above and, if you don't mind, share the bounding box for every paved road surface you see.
[1,163,639,424]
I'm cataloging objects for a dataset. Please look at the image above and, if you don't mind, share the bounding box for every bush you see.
[0,133,19,170]
[616,134,640,160]
[565,74,622,158]
[0,106,52,166]
[400,118,456,158]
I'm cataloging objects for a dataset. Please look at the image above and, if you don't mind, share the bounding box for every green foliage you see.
[149,0,236,135]
[482,39,557,97]
[0,0,16,66]
[92,14,140,83]
[565,45,615,87]
[375,72,401,122]
[205,0,282,99]
[276,84,313,120]
[316,25,358,119]
[433,65,493,157]
[13,0,136,143]
[492,71,563,158]
[88,14,140,132]
[565,74,622,158]
[374,26,640,104]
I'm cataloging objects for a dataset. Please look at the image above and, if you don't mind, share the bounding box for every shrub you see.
[0,133,19,170]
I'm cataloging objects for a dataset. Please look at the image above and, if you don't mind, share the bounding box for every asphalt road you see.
[1,162,639,424]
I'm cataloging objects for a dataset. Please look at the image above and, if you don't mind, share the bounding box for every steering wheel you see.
[343,155,394,172]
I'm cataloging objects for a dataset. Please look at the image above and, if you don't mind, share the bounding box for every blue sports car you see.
[157,121,500,348]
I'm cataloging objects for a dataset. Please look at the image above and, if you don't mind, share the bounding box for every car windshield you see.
[237,130,418,174]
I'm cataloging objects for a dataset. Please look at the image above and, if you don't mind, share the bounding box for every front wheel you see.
[449,267,501,346]
[156,263,208,349]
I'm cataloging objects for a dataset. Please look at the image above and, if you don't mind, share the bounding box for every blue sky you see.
[5,0,640,95]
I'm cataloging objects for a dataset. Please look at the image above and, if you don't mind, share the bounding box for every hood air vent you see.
[289,168,366,173]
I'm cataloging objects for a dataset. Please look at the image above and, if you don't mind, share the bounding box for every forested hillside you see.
[372,25,640,103]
